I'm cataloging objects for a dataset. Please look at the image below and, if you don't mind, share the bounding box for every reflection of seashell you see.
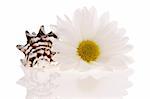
[17,65,60,98]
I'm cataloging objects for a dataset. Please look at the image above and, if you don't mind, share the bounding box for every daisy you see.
[54,7,132,71]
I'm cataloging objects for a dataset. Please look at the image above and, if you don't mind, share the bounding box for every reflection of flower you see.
[17,65,60,98]
[77,69,132,97]
[54,7,132,71]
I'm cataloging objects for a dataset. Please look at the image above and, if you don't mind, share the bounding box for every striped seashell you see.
[16,25,58,68]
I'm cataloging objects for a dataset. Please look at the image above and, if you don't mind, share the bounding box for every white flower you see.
[54,7,133,71]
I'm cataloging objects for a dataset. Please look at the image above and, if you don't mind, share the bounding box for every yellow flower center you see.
[77,40,100,63]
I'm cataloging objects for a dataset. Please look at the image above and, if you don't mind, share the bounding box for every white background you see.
[0,0,149,98]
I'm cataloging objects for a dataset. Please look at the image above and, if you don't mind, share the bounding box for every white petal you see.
[98,12,110,31]
[57,16,82,45]
[73,7,99,39]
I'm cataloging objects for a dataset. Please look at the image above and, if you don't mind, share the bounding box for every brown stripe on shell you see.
[16,25,58,68]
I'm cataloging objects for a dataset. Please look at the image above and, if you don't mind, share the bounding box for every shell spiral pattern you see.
[16,25,58,68]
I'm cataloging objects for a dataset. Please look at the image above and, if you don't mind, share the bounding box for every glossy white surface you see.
[17,65,131,99]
